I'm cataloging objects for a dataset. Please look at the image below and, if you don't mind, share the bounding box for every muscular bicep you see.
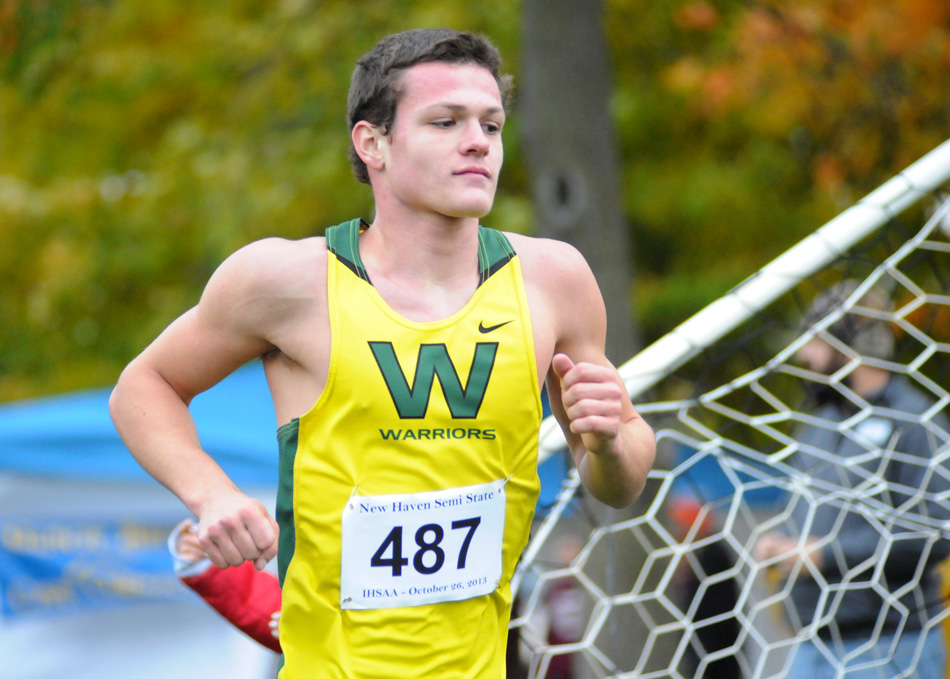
[133,309,268,406]
[547,241,610,361]
[129,242,291,403]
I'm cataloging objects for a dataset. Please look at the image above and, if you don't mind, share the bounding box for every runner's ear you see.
[352,122,386,173]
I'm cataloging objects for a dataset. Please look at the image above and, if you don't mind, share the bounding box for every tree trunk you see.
[519,0,639,363]
[519,6,651,676]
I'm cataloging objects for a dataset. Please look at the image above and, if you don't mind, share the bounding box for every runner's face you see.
[378,62,505,219]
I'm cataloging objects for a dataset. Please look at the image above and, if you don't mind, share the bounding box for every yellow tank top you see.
[276,219,542,678]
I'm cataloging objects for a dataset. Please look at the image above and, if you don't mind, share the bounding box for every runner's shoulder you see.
[207,236,328,299]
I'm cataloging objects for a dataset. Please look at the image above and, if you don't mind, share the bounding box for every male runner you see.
[111,28,655,677]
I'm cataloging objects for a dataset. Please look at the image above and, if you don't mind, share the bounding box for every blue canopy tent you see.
[0,362,282,679]
[0,362,278,486]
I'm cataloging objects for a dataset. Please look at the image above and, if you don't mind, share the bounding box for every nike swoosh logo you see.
[478,320,514,334]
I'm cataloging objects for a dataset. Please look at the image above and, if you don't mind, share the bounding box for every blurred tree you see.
[668,0,950,196]
[1,0,948,400]
[606,0,950,342]
[521,0,638,364]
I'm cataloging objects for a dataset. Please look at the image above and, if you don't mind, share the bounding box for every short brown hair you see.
[346,29,513,185]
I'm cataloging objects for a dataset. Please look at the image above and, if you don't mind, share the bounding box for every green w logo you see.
[369,342,498,419]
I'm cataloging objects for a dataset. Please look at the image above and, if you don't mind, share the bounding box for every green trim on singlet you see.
[476,224,516,284]
[325,218,371,283]
[276,418,299,588]
[324,219,516,287]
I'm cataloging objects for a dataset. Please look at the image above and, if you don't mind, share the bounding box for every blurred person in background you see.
[755,280,950,679]
[668,494,741,679]
[541,533,587,679]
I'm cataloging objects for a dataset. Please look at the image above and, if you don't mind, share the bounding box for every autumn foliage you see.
[2,0,948,399]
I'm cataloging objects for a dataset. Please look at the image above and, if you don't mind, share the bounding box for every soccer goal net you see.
[512,139,950,679]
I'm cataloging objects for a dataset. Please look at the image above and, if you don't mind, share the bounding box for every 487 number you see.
[370,517,481,576]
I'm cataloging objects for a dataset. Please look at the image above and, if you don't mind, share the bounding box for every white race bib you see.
[340,480,506,610]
